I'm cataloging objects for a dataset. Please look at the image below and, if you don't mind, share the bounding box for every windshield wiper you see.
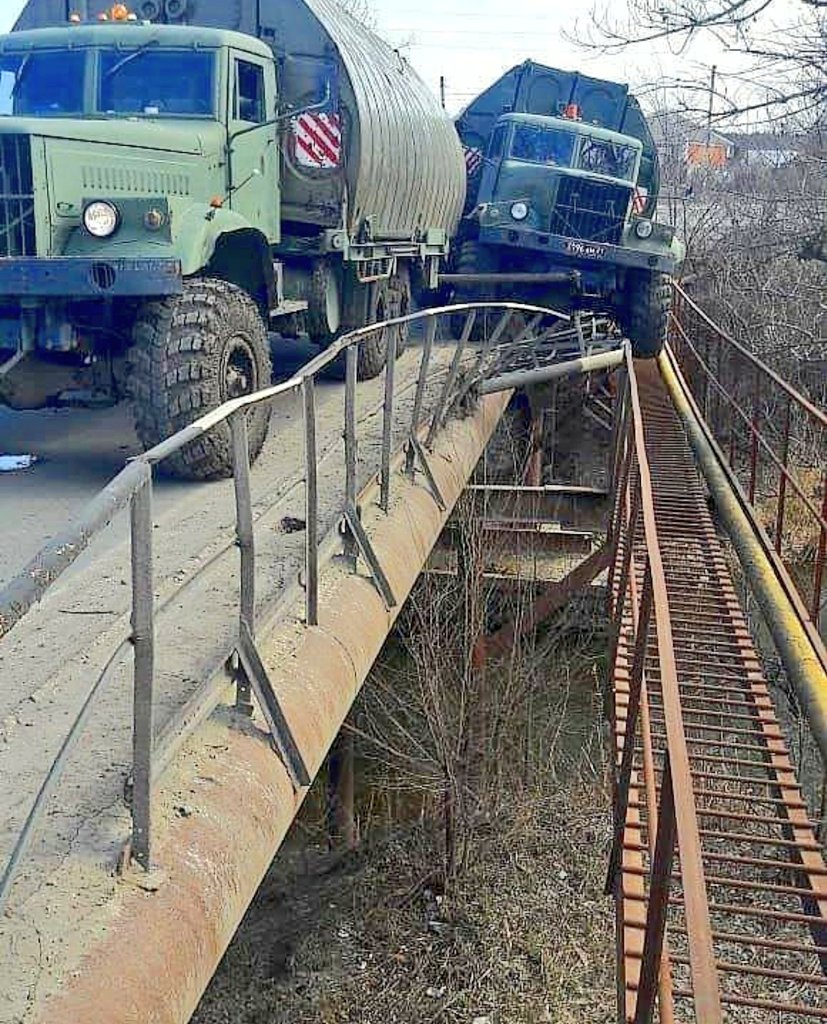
[104,40,160,79]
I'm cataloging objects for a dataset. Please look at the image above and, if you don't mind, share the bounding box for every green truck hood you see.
[0,115,224,154]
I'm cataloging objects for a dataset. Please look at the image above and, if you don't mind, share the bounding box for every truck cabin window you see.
[510,124,575,168]
[0,51,85,117]
[234,60,265,123]
[578,138,637,181]
[99,49,215,117]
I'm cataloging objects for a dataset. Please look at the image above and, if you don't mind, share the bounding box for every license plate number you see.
[564,240,607,259]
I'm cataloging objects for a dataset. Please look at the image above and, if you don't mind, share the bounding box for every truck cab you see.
[0,18,282,478]
[452,62,685,357]
[476,113,645,258]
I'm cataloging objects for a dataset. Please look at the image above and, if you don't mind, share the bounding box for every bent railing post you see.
[379,325,397,512]
[302,377,319,627]
[130,469,155,871]
[231,411,255,714]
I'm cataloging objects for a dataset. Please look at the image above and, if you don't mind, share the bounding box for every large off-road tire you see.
[390,262,412,356]
[306,258,342,345]
[129,278,272,480]
[344,278,392,380]
[620,270,671,359]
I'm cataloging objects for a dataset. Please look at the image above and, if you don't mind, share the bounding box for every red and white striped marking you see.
[293,112,342,169]
[463,145,483,176]
[632,186,648,214]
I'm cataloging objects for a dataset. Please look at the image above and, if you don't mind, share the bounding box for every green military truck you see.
[1,0,465,477]
[451,61,683,356]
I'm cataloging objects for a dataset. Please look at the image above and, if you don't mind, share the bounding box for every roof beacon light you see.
[68,11,82,22]
[563,103,581,121]
[111,4,130,19]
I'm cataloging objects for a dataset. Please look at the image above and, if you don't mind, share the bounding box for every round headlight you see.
[510,201,529,221]
[635,219,654,239]
[83,201,120,238]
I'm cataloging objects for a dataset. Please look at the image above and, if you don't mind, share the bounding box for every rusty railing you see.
[670,283,827,634]
[606,349,721,1024]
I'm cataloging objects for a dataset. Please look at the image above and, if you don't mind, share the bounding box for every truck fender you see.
[174,206,276,314]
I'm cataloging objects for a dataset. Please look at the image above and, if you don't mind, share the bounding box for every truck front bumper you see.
[479,226,679,274]
[0,257,183,298]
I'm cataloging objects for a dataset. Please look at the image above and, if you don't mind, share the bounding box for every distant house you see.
[647,111,734,173]
[685,130,734,168]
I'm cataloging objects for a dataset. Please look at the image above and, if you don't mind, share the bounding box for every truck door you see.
[228,53,279,243]
[477,122,508,206]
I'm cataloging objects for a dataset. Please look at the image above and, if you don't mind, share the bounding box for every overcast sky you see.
[1,0,804,118]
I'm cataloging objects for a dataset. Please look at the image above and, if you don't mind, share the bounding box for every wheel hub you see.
[223,336,257,400]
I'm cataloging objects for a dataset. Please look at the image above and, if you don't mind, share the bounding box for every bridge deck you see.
[614,362,827,1022]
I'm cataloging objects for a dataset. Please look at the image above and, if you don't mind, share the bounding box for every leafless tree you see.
[575,1,826,128]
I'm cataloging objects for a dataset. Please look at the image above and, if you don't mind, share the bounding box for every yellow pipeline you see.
[658,349,827,763]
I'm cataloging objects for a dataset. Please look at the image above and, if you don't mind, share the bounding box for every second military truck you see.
[2,0,465,477]
[451,61,683,356]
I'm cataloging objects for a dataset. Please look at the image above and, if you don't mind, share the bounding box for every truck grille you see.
[0,135,36,257]
[550,178,630,245]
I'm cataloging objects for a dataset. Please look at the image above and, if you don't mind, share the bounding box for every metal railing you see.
[0,299,614,911]
[606,349,721,1024]
[670,283,827,635]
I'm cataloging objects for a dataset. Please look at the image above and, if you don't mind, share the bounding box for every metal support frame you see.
[669,282,827,628]
[237,622,310,790]
[344,345,359,566]
[379,323,398,512]
[609,351,721,1024]
[405,317,438,477]
[343,504,397,609]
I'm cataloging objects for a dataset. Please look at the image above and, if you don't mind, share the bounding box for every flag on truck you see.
[463,145,483,176]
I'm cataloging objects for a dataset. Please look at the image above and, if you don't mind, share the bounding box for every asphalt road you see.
[0,334,319,589]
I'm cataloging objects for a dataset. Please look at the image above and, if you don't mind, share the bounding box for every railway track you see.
[612,359,827,1022]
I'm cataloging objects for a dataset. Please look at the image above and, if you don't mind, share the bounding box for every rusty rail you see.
[670,283,827,632]
[607,350,720,1024]
[610,352,827,1023]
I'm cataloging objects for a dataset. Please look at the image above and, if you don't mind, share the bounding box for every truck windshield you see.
[99,49,215,117]
[0,51,85,117]
[577,137,638,181]
[510,124,575,167]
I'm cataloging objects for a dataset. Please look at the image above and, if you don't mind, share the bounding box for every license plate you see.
[564,240,607,259]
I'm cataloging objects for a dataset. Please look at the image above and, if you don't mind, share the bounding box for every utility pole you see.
[439,75,446,111]
[706,64,717,150]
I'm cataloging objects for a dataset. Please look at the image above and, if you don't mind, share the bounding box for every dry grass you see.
[192,776,614,1024]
